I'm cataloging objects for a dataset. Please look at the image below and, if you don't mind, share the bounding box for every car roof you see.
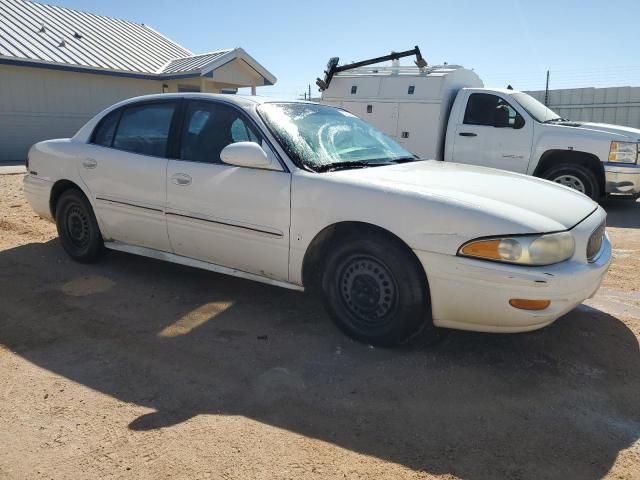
[114,92,320,107]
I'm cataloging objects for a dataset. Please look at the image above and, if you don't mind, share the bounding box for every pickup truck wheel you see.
[320,233,432,347]
[55,190,104,263]
[543,164,600,200]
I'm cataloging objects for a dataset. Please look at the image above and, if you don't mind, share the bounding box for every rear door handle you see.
[82,158,97,169]
[171,173,192,186]
[459,132,477,137]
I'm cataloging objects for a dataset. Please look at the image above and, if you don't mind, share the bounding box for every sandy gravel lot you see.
[0,173,638,480]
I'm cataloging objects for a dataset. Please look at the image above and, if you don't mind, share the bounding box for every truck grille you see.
[586,221,606,262]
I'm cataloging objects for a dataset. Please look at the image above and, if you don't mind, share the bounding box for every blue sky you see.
[45,0,640,98]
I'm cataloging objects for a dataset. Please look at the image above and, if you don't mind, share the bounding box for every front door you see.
[165,100,291,281]
[78,100,178,251]
[452,92,533,173]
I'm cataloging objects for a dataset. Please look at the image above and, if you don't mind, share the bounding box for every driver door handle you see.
[82,158,97,169]
[171,173,192,186]
[459,132,477,137]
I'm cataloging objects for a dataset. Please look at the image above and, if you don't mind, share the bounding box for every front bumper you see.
[415,207,611,333]
[604,163,640,196]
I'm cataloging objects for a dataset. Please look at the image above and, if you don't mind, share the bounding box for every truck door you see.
[452,92,533,173]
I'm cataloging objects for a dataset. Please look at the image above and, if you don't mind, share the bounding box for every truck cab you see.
[445,87,640,199]
[320,52,640,201]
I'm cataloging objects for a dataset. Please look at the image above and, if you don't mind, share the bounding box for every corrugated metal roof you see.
[0,0,192,74]
[160,50,231,74]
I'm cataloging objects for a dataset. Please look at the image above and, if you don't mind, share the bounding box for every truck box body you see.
[322,65,483,159]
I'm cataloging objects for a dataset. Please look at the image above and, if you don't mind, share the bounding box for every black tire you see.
[320,230,433,347]
[543,163,600,201]
[55,189,104,263]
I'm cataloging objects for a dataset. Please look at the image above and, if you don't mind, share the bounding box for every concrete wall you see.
[526,86,640,130]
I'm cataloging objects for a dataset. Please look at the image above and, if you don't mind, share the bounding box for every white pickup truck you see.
[319,51,640,201]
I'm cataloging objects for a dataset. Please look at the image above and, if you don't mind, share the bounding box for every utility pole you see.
[308,84,312,101]
[544,70,550,106]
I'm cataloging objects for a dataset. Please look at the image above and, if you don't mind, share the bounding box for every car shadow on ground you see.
[0,240,638,480]
[602,197,640,228]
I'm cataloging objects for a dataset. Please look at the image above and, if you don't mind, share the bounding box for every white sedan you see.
[24,94,611,346]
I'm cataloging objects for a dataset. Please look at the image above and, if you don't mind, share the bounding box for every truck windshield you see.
[511,93,562,123]
[258,103,416,172]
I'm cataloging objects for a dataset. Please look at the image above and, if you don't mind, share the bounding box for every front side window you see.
[180,101,261,163]
[112,102,176,157]
[463,93,523,128]
[258,103,416,172]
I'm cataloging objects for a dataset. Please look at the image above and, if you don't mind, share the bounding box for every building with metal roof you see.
[0,0,277,161]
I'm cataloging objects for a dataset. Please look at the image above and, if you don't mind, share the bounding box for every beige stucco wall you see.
[0,64,164,161]
[0,62,263,161]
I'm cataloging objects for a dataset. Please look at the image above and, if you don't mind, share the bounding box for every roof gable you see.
[0,0,276,86]
[0,0,191,73]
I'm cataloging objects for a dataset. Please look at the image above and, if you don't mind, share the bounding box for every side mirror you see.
[514,114,525,129]
[220,142,275,170]
[494,106,510,128]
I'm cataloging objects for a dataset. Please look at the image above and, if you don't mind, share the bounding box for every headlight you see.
[459,231,575,266]
[608,141,638,164]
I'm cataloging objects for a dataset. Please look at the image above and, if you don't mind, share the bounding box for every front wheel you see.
[543,164,600,201]
[320,232,433,346]
[55,189,104,263]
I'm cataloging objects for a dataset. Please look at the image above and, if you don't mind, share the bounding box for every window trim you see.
[90,99,180,159]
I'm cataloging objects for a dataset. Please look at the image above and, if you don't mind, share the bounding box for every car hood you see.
[567,122,640,141]
[326,160,597,232]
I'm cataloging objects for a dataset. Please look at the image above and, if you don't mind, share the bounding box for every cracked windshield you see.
[259,103,416,171]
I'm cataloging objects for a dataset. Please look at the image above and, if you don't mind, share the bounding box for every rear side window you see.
[92,110,120,147]
[112,102,177,157]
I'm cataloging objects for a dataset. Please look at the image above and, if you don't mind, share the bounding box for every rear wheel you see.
[320,231,433,346]
[543,163,600,201]
[55,190,104,263]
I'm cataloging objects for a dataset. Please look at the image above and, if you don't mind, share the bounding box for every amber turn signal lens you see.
[509,299,551,311]
[460,239,502,260]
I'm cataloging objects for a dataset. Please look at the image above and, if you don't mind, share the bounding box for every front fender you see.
[529,123,615,174]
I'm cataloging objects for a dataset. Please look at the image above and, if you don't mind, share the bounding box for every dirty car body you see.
[24,94,612,345]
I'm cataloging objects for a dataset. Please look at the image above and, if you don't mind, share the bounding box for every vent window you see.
[350,85,357,94]
[408,85,415,95]
[367,105,373,113]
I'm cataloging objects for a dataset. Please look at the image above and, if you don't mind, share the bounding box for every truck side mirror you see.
[494,106,510,128]
[514,114,525,129]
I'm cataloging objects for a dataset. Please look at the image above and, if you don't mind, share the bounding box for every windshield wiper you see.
[314,160,392,172]
[389,156,420,163]
[543,117,568,123]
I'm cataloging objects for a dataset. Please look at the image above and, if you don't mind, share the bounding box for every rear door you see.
[452,92,533,173]
[165,100,291,281]
[79,100,177,251]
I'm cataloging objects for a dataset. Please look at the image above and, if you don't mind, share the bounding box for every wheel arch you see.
[49,179,89,218]
[533,149,605,193]
[301,221,429,293]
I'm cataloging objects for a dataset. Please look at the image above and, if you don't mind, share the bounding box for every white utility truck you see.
[318,47,640,200]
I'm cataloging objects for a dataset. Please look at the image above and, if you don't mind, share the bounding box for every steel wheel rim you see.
[336,254,398,330]
[66,204,90,248]
[553,174,586,193]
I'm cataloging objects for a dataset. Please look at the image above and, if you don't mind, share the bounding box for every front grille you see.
[587,221,606,262]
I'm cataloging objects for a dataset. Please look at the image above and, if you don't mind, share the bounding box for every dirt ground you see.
[0,173,638,480]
